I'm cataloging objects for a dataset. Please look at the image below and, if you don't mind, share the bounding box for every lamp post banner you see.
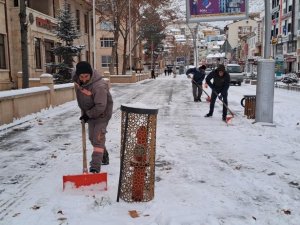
[186,0,249,22]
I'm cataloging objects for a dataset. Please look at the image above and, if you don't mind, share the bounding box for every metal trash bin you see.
[117,104,158,202]
[241,95,256,119]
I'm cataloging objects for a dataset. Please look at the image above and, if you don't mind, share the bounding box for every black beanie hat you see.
[76,61,93,76]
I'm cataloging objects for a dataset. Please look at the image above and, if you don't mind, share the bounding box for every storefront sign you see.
[36,17,56,31]
[285,57,296,62]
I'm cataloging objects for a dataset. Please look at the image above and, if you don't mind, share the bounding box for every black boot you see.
[204,113,212,117]
[89,152,103,173]
[102,148,109,165]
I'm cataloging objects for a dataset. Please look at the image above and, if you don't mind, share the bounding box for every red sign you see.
[36,17,56,30]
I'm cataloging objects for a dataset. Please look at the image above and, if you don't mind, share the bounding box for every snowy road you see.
[0,75,300,225]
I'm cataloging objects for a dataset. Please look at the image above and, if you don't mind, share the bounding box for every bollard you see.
[241,95,256,119]
[117,104,158,202]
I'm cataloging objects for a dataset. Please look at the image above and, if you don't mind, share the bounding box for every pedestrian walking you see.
[186,65,206,102]
[73,61,113,173]
[204,64,230,121]
[151,69,156,79]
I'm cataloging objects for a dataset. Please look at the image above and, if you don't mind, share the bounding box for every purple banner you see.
[190,0,246,16]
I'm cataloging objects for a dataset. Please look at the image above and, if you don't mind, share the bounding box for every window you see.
[276,43,283,55]
[56,43,62,63]
[76,10,80,31]
[34,38,42,69]
[86,51,89,62]
[91,18,94,36]
[84,14,89,34]
[288,23,291,32]
[101,55,116,67]
[14,0,18,7]
[100,21,114,31]
[44,40,55,73]
[100,38,114,47]
[0,34,6,69]
[287,41,296,53]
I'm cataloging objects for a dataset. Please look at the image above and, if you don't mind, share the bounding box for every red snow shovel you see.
[63,121,107,190]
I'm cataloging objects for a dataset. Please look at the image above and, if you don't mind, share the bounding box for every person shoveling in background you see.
[204,64,230,121]
[73,61,113,173]
[186,65,206,102]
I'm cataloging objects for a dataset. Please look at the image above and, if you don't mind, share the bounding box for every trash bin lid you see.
[121,104,158,115]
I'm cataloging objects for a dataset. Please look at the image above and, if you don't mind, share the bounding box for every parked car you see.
[281,73,299,84]
[226,64,245,86]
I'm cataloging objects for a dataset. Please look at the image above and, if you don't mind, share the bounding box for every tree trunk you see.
[122,36,128,75]
[109,28,119,75]
[19,0,29,88]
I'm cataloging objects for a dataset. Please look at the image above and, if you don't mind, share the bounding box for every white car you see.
[226,64,245,86]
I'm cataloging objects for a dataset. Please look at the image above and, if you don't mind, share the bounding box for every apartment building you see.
[271,0,299,73]
[0,0,12,90]
[0,0,130,91]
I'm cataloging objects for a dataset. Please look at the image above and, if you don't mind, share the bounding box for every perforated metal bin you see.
[117,104,158,202]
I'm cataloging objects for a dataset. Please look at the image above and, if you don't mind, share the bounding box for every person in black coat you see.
[186,65,206,102]
[205,64,230,121]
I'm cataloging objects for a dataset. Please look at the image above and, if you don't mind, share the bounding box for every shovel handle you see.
[82,121,88,173]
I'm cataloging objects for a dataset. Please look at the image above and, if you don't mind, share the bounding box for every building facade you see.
[271,0,299,73]
[0,0,130,91]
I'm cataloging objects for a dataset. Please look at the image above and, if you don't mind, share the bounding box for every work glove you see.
[79,114,89,123]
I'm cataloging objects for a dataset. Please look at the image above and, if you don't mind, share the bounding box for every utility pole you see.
[255,0,275,124]
[93,0,96,69]
[19,0,29,88]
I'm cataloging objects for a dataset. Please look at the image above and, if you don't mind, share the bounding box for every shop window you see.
[0,34,6,69]
[34,38,42,69]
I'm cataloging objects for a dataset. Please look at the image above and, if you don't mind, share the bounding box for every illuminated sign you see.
[186,0,249,22]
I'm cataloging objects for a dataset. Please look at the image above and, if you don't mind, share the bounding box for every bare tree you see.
[95,0,179,74]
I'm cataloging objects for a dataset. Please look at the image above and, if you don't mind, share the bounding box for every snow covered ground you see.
[0,74,300,225]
